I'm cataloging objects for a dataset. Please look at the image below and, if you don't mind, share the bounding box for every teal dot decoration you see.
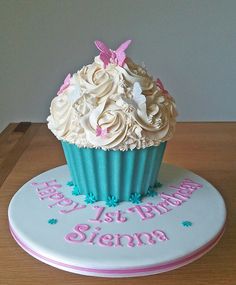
[67,181,74,186]
[182,221,192,227]
[106,195,119,207]
[154,181,162,188]
[48,218,58,225]
[72,185,80,196]
[129,193,142,204]
[85,193,97,204]
[146,186,158,197]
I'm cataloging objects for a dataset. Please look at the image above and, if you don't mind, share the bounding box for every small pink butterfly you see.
[156,78,168,94]
[156,78,172,99]
[96,126,109,138]
[94,40,132,68]
[57,73,71,95]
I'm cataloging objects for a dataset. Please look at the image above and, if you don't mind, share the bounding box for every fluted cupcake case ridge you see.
[61,141,166,204]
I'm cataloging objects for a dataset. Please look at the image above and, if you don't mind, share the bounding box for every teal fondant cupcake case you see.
[62,142,166,203]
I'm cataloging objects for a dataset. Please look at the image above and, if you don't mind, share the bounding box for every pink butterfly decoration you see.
[156,78,172,99]
[57,73,71,95]
[96,126,109,138]
[94,40,132,68]
[156,78,168,94]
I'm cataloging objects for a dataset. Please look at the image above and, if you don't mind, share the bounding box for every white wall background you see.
[1,0,236,132]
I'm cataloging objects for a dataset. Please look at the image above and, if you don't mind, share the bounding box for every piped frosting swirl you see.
[47,42,177,151]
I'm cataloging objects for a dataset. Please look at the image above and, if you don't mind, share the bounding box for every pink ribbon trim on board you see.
[9,222,225,276]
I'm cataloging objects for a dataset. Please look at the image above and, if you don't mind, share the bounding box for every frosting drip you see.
[48,53,177,150]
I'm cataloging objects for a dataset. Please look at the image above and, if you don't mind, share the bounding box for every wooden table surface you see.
[0,122,235,285]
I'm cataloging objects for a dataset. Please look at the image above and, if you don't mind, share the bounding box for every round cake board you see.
[8,164,226,278]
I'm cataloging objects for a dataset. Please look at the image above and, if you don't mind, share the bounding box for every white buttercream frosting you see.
[47,54,177,150]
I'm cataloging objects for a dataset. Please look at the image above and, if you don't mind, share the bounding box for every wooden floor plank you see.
[0,123,41,187]
[0,123,18,144]
[0,123,30,166]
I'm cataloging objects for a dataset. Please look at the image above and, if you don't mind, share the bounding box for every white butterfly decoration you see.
[132,82,148,121]
[68,77,81,105]
[57,73,81,104]
[69,85,81,104]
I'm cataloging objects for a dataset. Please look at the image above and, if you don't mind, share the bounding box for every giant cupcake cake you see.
[8,40,226,277]
[47,40,177,205]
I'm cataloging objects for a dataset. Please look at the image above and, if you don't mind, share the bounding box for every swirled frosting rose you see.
[47,41,177,150]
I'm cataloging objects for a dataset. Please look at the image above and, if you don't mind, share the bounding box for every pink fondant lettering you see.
[116,210,128,223]
[160,193,183,206]
[33,180,62,193]
[57,198,73,207]
[38,189,57,199]
[87,227,101,245]
[113,233,135,248]
[48,193,66,207]
[35,181,63,200]
[98,234,114,247]
[152,230,169,241]
[177,188,193,198]
[49,192,65,201]
[65,224,90,243]
[89,206,105,223]
[104,212,115,223]
[60,202,86,214]
[157,200,173,212]
[133,232,156,246]
[128,205,155,221]
[169,178,203,194]
[65,224,169,247]
[183,179,203,188]
[32,179,87,215]
[89,207,128,224]
[147,201,172,215]
[172,192,189,201]
[48,197,66,208]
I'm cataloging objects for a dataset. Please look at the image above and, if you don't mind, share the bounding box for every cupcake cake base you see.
[8,164,226,277]
[61,142,166,203]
